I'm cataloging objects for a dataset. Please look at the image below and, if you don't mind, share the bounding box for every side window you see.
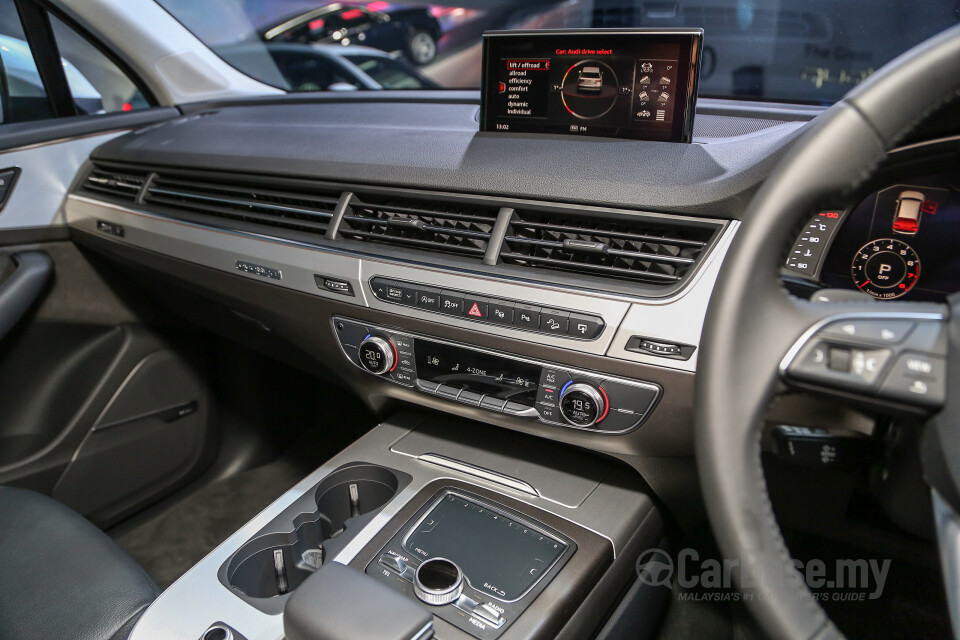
[48,14,149,115]
[0,0,54,123]
[0,0,150,124]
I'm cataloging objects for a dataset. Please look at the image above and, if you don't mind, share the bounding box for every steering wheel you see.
[695,24,960,640]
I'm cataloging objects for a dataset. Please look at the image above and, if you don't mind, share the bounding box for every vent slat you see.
[340,230,487,255]
[135,169,337,236]
[147,187,333,222]
[81,166,147,202]
[339,196,496,260]
[500,253,682,282]
[151,176,340,209]
[504,235,696,266]
[144,194,332,234]
[510,220,707,248]
[501,210,718,286]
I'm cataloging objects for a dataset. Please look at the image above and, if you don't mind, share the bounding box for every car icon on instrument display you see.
[577,66,603,93]
[893,190,925,235]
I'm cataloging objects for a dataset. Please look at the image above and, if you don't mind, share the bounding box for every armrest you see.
[0,251,52,343]
[284,562,434,640]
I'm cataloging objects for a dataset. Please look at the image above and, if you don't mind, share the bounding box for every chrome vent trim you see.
[81,165,148,202]
[500,210,720,285]
[143,173,338,235]
[338,195,498,260]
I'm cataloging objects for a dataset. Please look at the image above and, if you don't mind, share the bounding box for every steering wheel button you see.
[827,347,851,372]
[789,342,891,389]
[878,352,946,407]
[820,319,915,344]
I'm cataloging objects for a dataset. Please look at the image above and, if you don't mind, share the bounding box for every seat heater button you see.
[437,385,462,400]
[416,380,440,393]
[457,390,483,406]
[480,396,506,412]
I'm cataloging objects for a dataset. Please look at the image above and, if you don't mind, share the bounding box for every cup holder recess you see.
[221,463,409,612]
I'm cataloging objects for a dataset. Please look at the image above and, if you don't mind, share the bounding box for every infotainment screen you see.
[480,29,703,143]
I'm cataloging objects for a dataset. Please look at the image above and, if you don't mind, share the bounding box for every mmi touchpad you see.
[402,492,568,602]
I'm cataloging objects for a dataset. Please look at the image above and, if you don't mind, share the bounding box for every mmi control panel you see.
[366,489,575,639]
[333,316,660,433]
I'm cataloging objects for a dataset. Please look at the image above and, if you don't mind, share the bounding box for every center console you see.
[128,413,662,640]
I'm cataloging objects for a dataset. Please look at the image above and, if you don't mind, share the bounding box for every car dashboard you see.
[52,88,960,640]
[65,95,826,460]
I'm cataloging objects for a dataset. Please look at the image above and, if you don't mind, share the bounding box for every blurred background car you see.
[261,3,442,65]
[219,42,439,91]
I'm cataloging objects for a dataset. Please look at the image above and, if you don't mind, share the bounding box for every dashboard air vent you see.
[81,165,147,202]
[500,210,720,285]
[143,173,337,235]
[339,195,498,259]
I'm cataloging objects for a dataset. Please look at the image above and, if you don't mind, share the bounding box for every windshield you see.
[156,0,958,105]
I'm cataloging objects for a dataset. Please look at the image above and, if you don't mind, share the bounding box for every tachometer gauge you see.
[850,238,920,299]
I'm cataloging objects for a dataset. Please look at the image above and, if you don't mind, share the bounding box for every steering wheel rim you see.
[695,24,960,640]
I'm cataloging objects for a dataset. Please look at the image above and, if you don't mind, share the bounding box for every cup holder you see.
[223,463,406,604]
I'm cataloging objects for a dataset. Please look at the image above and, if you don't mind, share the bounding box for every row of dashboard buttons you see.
[369,277,605,340]
[415,379,537,416]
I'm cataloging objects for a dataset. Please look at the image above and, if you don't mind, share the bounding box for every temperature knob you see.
[357,336,395,374]
[559,382,607,427]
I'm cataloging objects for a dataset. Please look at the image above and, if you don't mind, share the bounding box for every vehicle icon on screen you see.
[892,190,925,235]
[577,66,603,93]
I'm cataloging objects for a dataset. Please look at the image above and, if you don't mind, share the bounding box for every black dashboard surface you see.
[92,94,809,219]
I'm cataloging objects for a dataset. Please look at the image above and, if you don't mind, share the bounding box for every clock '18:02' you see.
[850,238,921,299]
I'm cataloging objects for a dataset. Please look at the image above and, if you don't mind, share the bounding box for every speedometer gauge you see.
[851,238,920,299]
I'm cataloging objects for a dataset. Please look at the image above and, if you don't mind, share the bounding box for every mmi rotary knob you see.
[413,558,463,606]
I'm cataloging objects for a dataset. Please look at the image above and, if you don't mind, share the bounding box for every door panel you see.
[0,107,217,525]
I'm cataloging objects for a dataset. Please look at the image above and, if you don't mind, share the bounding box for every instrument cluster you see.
[786,171,960,301]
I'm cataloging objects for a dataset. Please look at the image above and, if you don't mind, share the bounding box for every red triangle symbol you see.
[468,303,483,317]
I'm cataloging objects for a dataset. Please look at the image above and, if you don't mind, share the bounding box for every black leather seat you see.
[0,486,159,640]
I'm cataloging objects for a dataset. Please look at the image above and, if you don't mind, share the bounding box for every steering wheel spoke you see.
[780,304,947,411]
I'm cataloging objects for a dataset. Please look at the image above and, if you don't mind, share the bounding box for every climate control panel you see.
[333,316,660,433]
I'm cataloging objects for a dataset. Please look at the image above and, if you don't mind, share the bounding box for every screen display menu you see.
[480,29,703,143]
